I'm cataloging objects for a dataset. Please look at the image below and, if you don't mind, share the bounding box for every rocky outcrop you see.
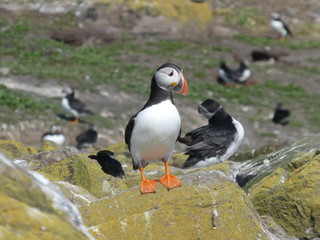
[80,170,271,240]
[0,153,94,240]
[1,136,320,239]
[246,136,320,239]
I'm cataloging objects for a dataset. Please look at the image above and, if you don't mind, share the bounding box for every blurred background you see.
[0,0,319,153]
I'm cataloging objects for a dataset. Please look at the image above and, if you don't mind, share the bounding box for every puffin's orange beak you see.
[178,75,188,96]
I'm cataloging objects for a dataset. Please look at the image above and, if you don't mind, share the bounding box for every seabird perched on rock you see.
[270,12,292,40]
[217,61,251,86]
[89,150,125,178]
[41,125,66,146]
[61,87,93,124]
[272,103,291,125]
[125,63,188,194]
[178,99,244,168]
[75,122,98,150]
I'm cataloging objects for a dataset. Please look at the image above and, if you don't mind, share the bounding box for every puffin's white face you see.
[62,87,74,95]
[271,12,281,19]
[154,67,188,95]
[50,125,62,133]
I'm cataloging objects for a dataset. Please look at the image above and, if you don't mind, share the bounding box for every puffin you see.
[125,63,188,194]
[89,150,125,178]
[178,99,244,168]
[61,87,93,124]
[75,122,98,150]
[41,125,66,146]
[218,61,251,86]
[270,12,292,40]
[272,103,291,125]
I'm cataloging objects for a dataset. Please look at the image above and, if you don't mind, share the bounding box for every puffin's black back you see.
[181,107,237,168]
[272,104,290,125]
[76,127,98,149]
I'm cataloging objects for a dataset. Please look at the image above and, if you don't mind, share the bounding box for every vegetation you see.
[0,8,319,133]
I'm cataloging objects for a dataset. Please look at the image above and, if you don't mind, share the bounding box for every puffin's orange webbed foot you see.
[159,162,181,190]
[159,174,181,190]
[140,179,158,194]
[69,117,80,124]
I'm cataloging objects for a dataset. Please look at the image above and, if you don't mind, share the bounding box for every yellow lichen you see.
[0,140,37,159]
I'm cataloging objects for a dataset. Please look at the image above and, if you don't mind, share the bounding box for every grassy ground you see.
[0,3,319,149]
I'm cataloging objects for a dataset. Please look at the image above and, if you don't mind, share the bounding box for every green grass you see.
[0,85,47,111]
[234,34,320,50]
[0,11,319,132]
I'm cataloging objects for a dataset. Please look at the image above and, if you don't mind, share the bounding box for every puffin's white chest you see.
[270,20,286,35]
[130,100,181,164]
[42,134,65,146]
[218,69,229,82]
[62,98,77,117]
[239,69,251,82]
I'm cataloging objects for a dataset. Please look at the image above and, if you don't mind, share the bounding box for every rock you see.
[247,136,320,239]
[80,170,272,240]
[3,137,320,239]
[0,153,94,240]
[0,140,37,160]
[232,136,320,188]
[54,181,98,207]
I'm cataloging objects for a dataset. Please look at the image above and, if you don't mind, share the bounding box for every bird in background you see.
[272,103,291,125]
[75,122,98,150]
[270,12,292,40]
[89,150,125,178]
[217,61,251,86]
[41,124,66,146]
[125,63,188,194]
[178,99,244,168]
[61,86,93,124]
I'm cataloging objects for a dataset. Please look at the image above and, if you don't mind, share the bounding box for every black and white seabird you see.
[218,61,251,86]
[125,63,188,194]
[61,87,93,124]
[41,125,66,146]
[75,122,98,150]
[89,150,125,178]
[272,103,291,125]
[270,12,292,40]
[178,99,244,168]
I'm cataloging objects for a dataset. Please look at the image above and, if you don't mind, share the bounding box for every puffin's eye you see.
[168,71,174,77]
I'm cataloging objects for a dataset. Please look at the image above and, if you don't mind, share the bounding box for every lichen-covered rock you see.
[0,153,94,240]
[40,140,62,152]
[17,147,79,170]
[0,140,37,159]
[80,171,271,240]
[247,136,320,239]
[54,181,98,207]
[102,0,213,27]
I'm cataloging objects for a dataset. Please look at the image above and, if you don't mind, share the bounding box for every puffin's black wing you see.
[125,113,138,151]
[182,123,237,168]
[282,21,292,36]
[125,113,142,170]
[178,126,207,146]
[69,98,93,114]
[89,150,125,178]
